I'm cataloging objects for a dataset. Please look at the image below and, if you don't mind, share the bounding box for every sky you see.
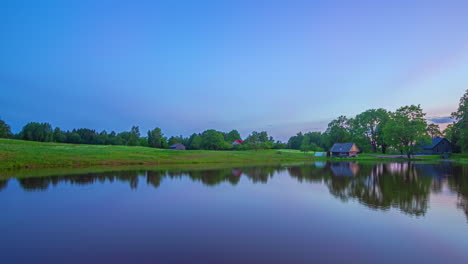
[1,0,467,141]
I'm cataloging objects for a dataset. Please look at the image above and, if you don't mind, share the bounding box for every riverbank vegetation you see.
[0,90,466,157]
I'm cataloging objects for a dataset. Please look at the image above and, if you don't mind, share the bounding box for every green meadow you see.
[1,138,466,171]
[0,139,314,170]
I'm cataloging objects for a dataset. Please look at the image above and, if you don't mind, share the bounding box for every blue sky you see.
[1,0,467,140]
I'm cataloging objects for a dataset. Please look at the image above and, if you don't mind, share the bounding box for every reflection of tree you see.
[289,162,436,216]
[447,165,468,222]
[0,179,8,191]
[242,166,282,183]
[19,177,51,191]
[147,171,164,188]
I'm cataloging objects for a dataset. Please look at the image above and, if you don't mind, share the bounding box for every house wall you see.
[432,139,452,154]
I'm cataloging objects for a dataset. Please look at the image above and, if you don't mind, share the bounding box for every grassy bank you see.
[0,139,313,170]
[1,139,466,171]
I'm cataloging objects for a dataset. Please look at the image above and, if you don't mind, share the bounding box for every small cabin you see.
[232,140,244,147]
[169,143,186,150]
[330,143,360,157]
[420,138,452,155]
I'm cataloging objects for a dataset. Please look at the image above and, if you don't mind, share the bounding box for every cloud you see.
[426,116,455,124]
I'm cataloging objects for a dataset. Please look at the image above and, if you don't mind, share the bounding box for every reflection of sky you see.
[1,166,468,263]
[1,1,467,140]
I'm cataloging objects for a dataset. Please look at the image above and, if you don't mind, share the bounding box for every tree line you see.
[0,90,466,154]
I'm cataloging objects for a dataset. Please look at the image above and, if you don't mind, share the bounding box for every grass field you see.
[0,139,314,170]
[1,139,466,171]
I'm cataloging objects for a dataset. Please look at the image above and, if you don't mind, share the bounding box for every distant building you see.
[419,138,452,155]
[169,143,186,150]
[330,143,360,157]
[232,140,244,147]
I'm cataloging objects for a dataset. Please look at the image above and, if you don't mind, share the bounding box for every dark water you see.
[1,162,468,264]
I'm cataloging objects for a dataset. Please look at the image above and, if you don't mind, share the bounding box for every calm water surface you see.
[1,162,468,264]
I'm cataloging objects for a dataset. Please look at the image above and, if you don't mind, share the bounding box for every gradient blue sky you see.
[1,0,467,140]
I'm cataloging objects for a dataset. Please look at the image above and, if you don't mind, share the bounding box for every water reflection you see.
[2,162,468,220]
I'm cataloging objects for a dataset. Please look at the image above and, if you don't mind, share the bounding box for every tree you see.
[201,129,226,150]
[168,136,183,146]
[188,133,202,150]
[20,122,54,142]
[127,126,140,146]
[0,119,12,138]
[383,105,430,158]
[225,130,241,143]
[443,124,461,153]
[147,127,167,148]
[53,127,66,142]
[353,109,389,153]
[451,89,467,153]
[288,132,304,149]
[426,123,442,139]
[323,116,352,149]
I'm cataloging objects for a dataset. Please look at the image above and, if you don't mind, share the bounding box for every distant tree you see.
[188,133,202,150]
[53,127,66,143]
[147,127,167,148]
[273,141,287,149]
[323,116,352,149]
[138,137,149,147]
[383,105,430,158]
[168,136,183,146]
[127,126,140,146]
[0,119,12,138]
[75,128,97,144]
[20,122,54,142]
[287,132,304,149]
[225,130,241,142]
[451,89,467,153]
[201,129,226,150]
[426,123,442,139]
[67,132,81,144]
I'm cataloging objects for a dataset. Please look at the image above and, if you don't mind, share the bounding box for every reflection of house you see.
[169,143,186,150]
[330,143,360,157]
[232,140,244,147]
[419,138,452,155]
[330,162,360,177]
[231,169,243,177]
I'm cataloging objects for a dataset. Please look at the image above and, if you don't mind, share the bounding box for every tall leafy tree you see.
[225,130,241,142]
[426,123,442,139]
[187,133,202,150]
[383,105,430,158]
[53,127,66,143]
[20,122,54,142]
[127,126,140,146]
[201,129,226,150]
[147,127,167,148]
[0,119,12,138]
[451,89,467,153]
[323,116,352,148]
[353,109,389,152]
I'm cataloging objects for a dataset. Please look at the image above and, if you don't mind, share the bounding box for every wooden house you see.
[169,143,186,150]
[419,138,452,155]
[330,143,360,157]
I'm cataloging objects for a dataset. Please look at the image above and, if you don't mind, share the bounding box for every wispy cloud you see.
[426,116,455,124]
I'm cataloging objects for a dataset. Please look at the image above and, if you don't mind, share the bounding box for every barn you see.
[420,138,452,155]
[169,143,186,150]
[329,143,360,157]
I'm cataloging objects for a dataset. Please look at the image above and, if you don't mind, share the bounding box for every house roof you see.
[423,138,448,150]
[330,143,356,152]
[169,143,184,148]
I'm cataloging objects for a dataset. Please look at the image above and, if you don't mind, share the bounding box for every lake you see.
[1,162,467,263]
